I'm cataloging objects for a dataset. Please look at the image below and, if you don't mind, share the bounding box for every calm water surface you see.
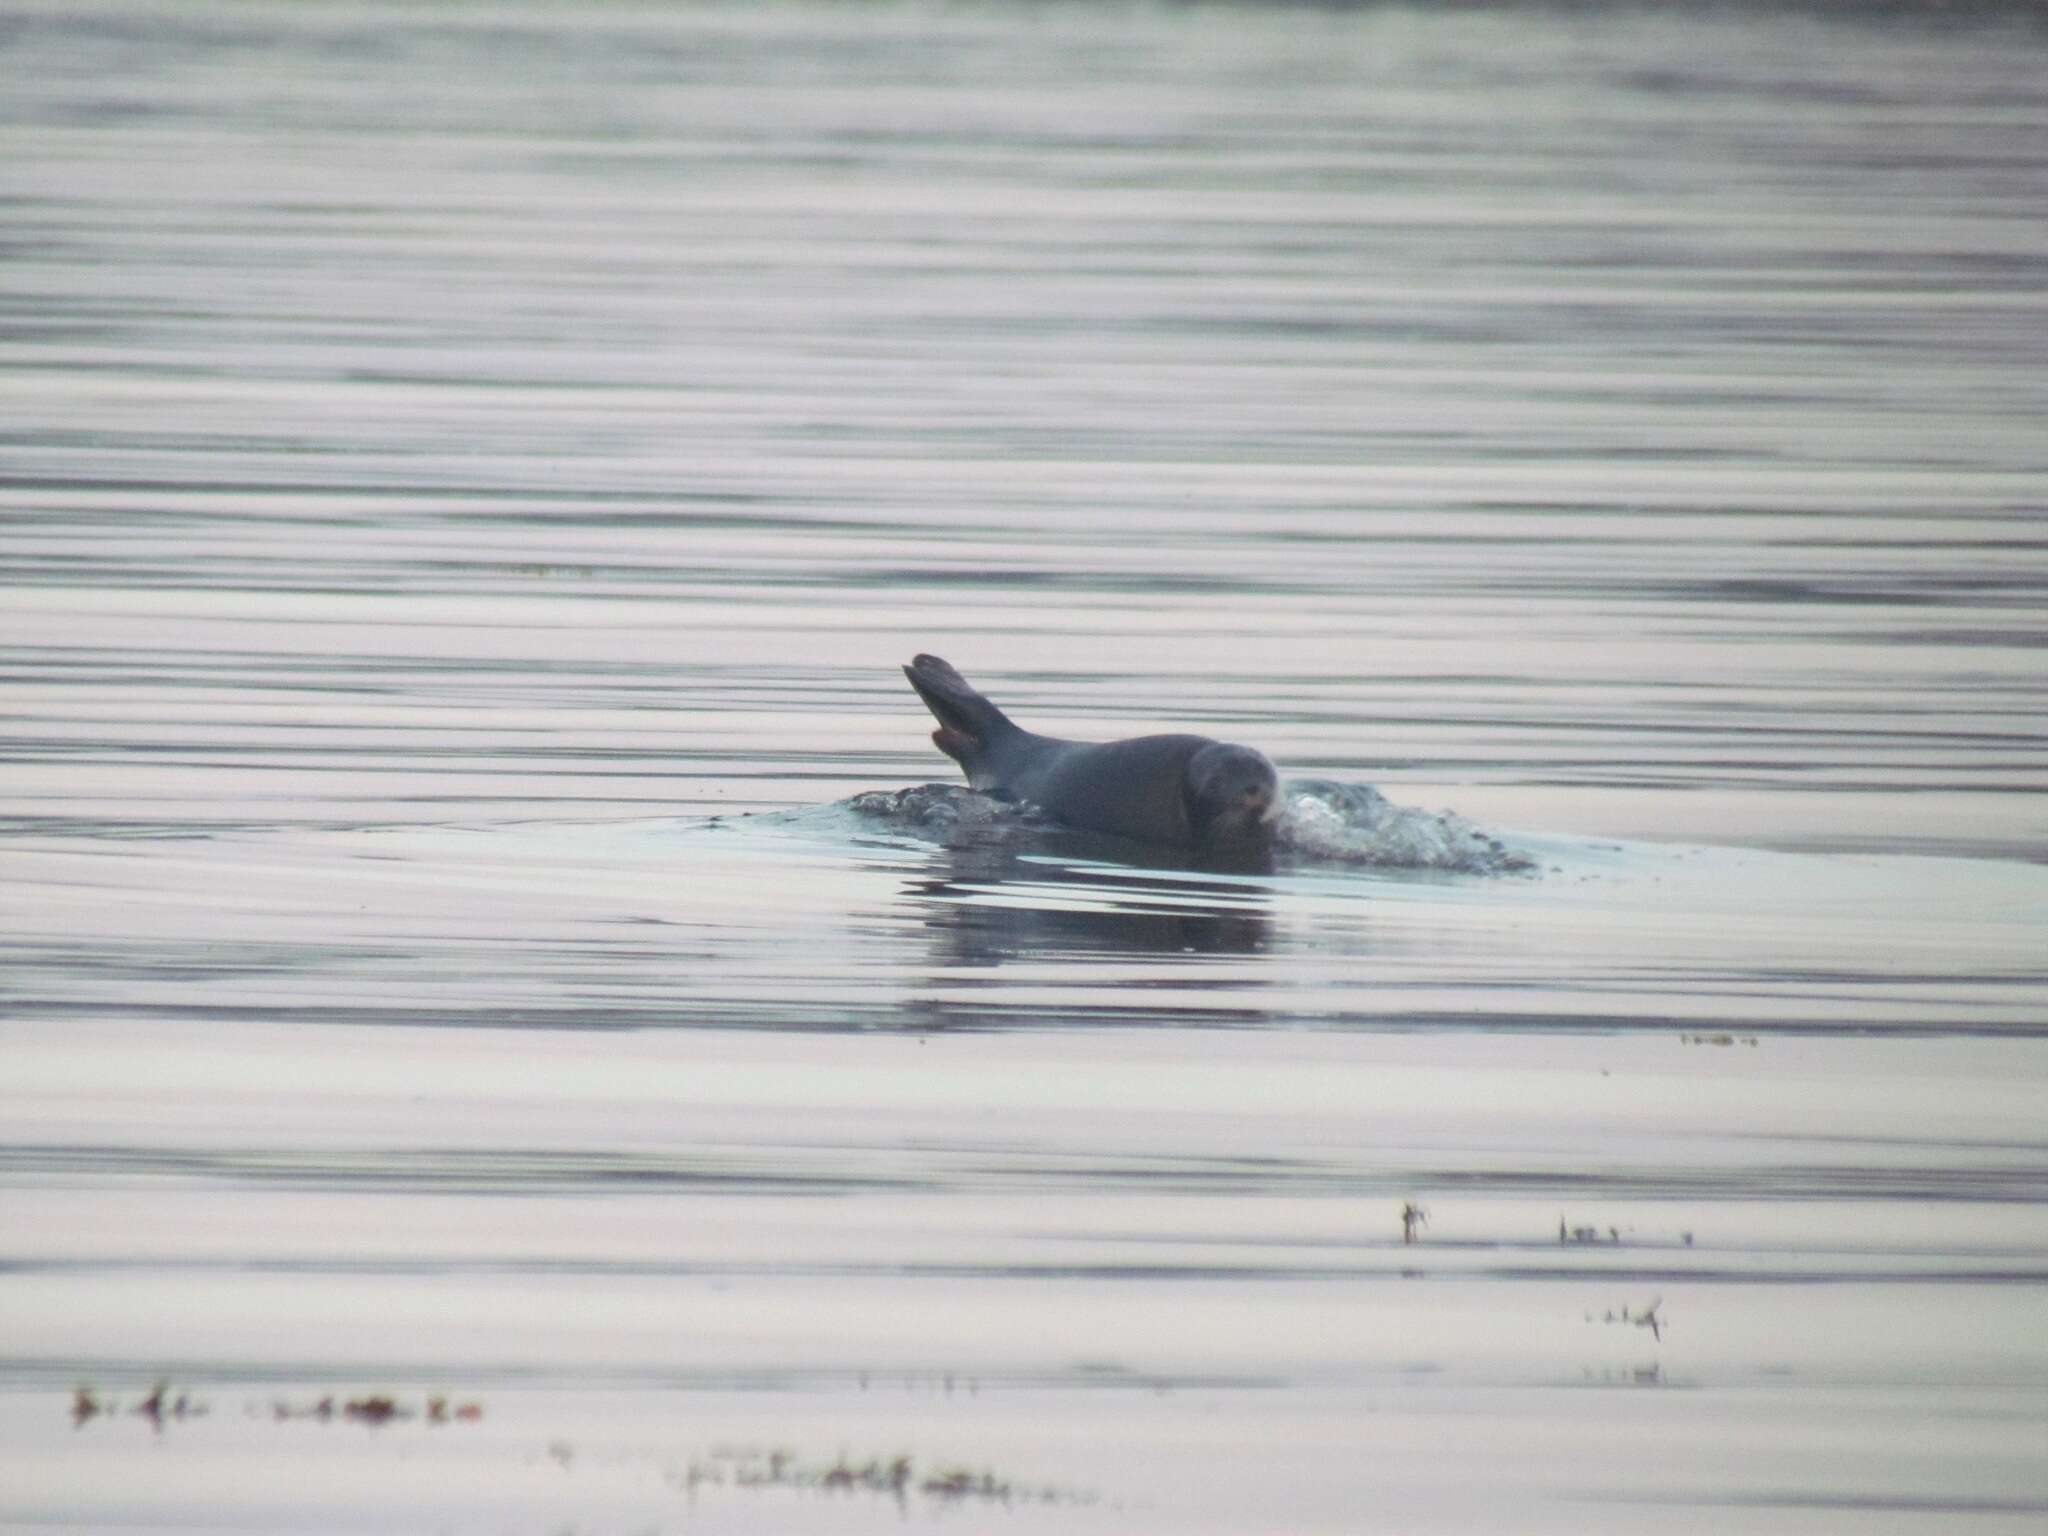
[3,2,2047,1531]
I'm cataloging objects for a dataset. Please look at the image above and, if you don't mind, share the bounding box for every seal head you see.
[1183,741,1281,847]
[902,654,1278,852]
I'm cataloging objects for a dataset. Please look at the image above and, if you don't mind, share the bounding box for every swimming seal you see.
[902,654,1280,851]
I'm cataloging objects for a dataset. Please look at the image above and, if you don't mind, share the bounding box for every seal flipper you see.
[903,654,1021,788]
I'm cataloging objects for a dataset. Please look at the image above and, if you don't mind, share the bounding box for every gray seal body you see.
[902,654,1279,851]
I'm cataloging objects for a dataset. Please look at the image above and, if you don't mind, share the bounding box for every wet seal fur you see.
[902,654,1280,852]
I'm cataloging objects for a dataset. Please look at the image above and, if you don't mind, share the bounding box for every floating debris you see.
[922,1467,1013,1503]
[72,1382,210,1432]
[1588,1298,1666,1342]
[424,1393,484,1424]
[268,1391,480,1427]
[669,1445,1085,1508]
[342,1395,404,1427]
[64,1388,488,1431]
[1559,1218,1622,1245]
[134,1381,207,1431]
[819,1455,912,1495]
[1400,1201,1429,1245]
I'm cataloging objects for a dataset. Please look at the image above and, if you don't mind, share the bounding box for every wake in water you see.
[1271,780,1531,874]
[843,780,1532,876]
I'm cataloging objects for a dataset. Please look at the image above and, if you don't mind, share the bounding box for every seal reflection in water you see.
[902,654,1280,854]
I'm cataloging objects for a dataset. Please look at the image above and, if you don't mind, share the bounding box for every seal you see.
[902,654,1280,851]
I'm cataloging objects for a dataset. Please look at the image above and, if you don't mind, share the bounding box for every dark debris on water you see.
[661,1444,1089,1509]
[72,1381,209,1431]
[70,1383,484,1431]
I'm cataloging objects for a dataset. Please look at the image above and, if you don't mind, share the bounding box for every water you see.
[4,1,2047,1530]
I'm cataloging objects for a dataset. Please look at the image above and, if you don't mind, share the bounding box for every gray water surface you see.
[4,2,2047,1531]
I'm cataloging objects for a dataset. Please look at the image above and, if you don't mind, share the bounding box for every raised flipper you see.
[902,654,1021,781]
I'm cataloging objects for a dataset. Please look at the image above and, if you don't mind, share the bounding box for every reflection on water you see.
[4,0,2048,1531]
[907,840,1274,970]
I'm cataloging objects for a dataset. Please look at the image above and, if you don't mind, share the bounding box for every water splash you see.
[1274,780,1533,875]
[841,784,1031,844]
[843,781,1530,876]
